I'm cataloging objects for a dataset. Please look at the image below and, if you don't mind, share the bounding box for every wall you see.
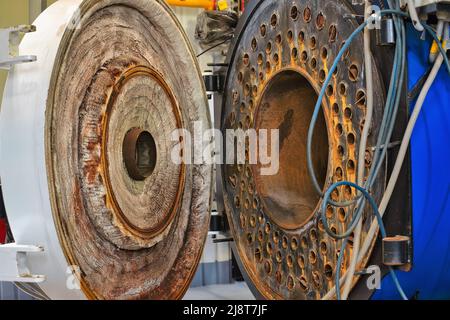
[0,0,29,105]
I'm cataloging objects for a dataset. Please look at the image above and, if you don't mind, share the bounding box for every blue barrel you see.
[373,25,450,300]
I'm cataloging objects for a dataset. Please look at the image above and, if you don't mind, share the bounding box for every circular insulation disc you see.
[0,0,212,299]
[221,0,386,299]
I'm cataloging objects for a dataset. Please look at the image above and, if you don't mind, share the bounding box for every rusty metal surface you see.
[220,0,387,299]
[44,0,212,299]
[253,68,329,231]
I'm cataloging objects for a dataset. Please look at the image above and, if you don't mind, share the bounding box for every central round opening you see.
[123,128,157,181]
[254,69,329,230]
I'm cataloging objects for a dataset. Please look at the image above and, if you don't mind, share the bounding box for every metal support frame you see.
[0,243,45,283]
[0,25,37,70]
[1,23,41,285]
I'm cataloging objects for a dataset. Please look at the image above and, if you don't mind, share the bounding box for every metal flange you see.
[220,0,387,300]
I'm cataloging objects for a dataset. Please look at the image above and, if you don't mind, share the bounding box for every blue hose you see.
[323,181,408,300]
[303,1,449,300]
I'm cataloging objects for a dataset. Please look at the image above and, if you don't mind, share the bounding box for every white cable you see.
[323,52,445,300]
[407,0,424,32]
[340,0,375,300]
[14,283,49,300]
[358,51,444,270]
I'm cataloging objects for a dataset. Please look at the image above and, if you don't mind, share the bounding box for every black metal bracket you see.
[203,74,225,92]
[209,213,227,232]
[212,236,234,244]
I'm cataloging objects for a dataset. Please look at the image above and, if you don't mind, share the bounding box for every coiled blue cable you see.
[305,4,449,300]
[322,181,408,300]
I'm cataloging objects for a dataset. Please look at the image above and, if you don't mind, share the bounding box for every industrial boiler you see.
[0,0,449,301]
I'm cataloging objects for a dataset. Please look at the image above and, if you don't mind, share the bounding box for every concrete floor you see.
[184,282,255,300]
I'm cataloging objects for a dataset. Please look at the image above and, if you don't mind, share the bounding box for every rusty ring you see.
[101,65,186,240]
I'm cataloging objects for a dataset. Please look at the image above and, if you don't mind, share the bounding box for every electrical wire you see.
[307,8,408,200]
[340,0,407,298]
[196,38,231,58]
[307,10,450,210]
[323,44,445,301]
[321,3,408,298]
[339,18,447,300]
[407,0,424,32]
[14,282,49,300]
[309,8,408,242]
[322,181,408,300]
[312,1,448,299]
[357,43,446,283]
[340,0,375,300]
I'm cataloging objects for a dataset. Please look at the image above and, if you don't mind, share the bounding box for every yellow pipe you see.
[166,0,215,10]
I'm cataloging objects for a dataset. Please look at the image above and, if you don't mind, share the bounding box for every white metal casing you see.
[0,0,86,299]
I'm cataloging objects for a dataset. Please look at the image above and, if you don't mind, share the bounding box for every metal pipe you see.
[166,0,215,10]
